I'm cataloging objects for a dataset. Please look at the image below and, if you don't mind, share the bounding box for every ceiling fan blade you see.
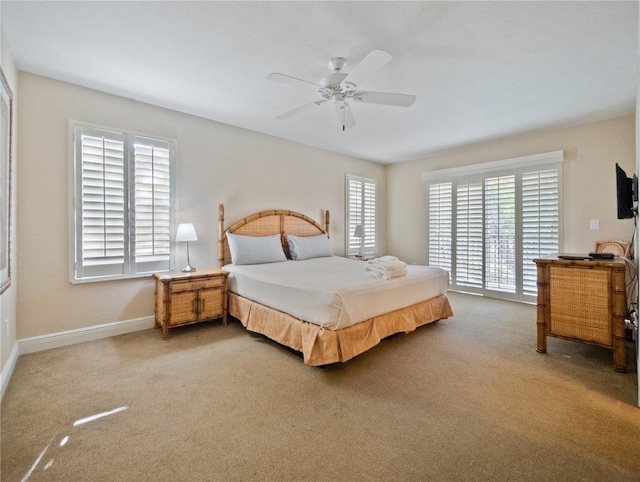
[267,72,323,89]
[335,103,356,131]
[354,91,416,107]
[276,99,327,120]
[344,50,393,83]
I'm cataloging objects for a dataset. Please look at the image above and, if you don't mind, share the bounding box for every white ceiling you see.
[2,1,638,164]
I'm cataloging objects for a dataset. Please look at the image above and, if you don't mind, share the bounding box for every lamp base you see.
[181,264,196,273]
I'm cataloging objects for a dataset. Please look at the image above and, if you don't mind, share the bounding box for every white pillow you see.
[226,233,287,265]
[287,234,333,260]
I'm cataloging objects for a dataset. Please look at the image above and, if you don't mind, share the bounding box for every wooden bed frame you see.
[217,203,453,366]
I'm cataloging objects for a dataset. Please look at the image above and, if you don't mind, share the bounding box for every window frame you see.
[345,173,378,257]
[69,121,176,283]
[424,151,563,303]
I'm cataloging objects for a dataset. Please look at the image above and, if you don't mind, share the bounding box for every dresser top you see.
[533,255,626,268]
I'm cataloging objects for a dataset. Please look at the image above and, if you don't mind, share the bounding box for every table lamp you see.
[175,223,198,272]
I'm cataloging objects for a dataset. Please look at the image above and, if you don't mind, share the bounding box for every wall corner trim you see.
[1,342,19,400]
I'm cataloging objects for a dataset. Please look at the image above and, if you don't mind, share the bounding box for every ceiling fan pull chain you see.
[342,104,346,131]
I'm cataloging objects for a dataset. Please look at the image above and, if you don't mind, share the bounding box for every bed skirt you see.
[228,292,453,366]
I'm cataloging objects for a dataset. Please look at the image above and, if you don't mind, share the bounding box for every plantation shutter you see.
[484,174,516,293]
[76,128,127,279]
[522,168,560,297]
[347,176,363,255]
[346,174,378,257]
[455,179,483,289]
[427,182,452,273]
[72,123,174,282]
[133,138,172,272]
[362,179,377,255]
[425,151,562,302]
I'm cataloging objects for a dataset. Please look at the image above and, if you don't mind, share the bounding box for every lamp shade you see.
[175,223,198,242]
[353,224,364,238]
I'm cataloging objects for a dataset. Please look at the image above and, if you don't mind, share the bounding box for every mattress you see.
[224,256,450,330]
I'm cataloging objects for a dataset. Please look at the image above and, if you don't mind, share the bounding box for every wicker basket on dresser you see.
[534,256,627,372]
[154,268,229,339]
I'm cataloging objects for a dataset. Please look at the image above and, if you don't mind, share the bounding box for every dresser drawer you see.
[169,276,225,293]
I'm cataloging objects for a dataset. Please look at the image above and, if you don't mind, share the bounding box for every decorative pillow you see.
[226,233,287,265]
[287,234,333,260]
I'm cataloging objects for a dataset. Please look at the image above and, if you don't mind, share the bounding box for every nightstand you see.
[154,268,229,339]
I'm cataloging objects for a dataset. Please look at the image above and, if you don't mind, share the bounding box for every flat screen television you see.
[615,163,637,219]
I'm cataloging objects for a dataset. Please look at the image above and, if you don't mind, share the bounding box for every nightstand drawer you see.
[169,277,225,293]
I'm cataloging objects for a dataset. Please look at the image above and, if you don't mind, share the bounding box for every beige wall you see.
[16,72,385,339]
[387,114,636,265]
[9,73,639,358]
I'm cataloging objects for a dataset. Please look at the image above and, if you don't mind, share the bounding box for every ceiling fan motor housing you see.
[320,57,349,87]
[329,57,346,71]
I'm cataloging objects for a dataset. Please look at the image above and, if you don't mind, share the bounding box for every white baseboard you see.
[18,316,155,355]
[1,342,19,399]
[1,316,154,401]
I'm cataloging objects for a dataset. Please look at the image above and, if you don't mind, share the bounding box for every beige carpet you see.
[1,292,638,481]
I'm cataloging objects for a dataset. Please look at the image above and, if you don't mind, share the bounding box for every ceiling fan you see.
[267,50,416,131]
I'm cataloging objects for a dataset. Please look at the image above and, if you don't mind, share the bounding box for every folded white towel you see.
[367,256,398,269]
[375,255,399,263]
[364,257,407,280]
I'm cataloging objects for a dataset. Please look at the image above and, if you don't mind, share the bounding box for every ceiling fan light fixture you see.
[343,82,357,94]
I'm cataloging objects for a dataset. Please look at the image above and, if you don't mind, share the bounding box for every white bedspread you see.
[224,256,449,330]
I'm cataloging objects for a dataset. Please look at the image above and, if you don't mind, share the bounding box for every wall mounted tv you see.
[616,163,637,219]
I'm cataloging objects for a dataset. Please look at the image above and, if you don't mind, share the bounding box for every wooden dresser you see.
[534,256,627,372]
[154,268,229,339]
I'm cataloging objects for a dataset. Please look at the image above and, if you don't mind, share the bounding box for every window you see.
[70,123,175,282]
[346,174,378,257]
[425,151,562,302]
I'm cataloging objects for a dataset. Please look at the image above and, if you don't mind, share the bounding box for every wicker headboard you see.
[217,204,330,268]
